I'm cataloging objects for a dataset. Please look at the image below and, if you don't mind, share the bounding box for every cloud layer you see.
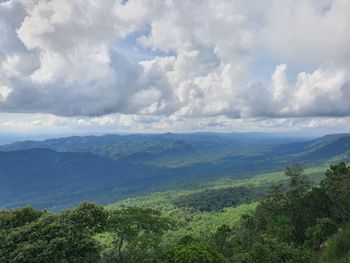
[0,0,350,120]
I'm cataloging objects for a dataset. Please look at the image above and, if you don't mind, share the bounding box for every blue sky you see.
[0,0,350,137]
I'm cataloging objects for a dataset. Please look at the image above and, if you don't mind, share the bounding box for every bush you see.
[318,224,350,263]
[243,237,311,263]
[165,243,227,263]
[305,218,337,249]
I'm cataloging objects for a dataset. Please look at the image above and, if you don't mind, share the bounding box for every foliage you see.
[165,243,227,263]
[173,186,262,212]
[1,162,350,262]
[0,206,45,230]
[226,163,350,263]
[305,218,337,248]
[211,224,236,258]
[321,162,350,221]
[285,164,310,197]
[318,223,350,263]
[103,206,174,263]
[63,202,108,233]
[0,203,106,263]
[238,237,312,263]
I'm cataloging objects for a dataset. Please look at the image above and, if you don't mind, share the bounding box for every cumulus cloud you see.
[0,0,349,122]
[267,64,350,117]
[262,0,350,69]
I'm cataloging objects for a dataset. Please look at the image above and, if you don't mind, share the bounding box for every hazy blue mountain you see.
[272,133,350,161]
[0,133,349,210]
[0,132,304,156]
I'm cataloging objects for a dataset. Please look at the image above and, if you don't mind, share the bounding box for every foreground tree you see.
[285,165,309,197]
[321,162,350,221]
[104,206,174,263]
[0,203,107,263]
[0,206,45,230]
[305,217,337,249]
[242,237,311,263]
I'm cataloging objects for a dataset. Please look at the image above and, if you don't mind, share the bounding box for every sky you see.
[0,0,350,137]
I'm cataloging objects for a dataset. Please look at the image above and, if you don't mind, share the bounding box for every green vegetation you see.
[0,202,107,262]
[173,186,263,212]
[165,243,227,263]
[1,162,350,262]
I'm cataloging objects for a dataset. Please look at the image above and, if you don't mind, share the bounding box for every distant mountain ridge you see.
[0,132,303,152]
[0,132,349,210]
[272,133,350,160]
[0,134,192,155]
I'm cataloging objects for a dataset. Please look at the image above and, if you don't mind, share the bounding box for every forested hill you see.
[1,132,349,162]
[1,163,350,262]
[0,133,350,210]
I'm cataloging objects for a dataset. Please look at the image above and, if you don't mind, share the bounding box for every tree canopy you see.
[1,163,350,262]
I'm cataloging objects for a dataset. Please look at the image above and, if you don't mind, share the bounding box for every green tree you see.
[305,217,337,249]
[212,225,235,259]
[285,165,309,198]
[0,206,45,230]
[166,243,227,263]
[242,237,311,263]
[0,213,101,263]
[321,162,350,221]
[318,223,350,263]
[62,202,108,233]
[105,206,174,263]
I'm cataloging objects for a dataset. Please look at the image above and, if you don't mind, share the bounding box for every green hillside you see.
[108,164,327,209]
[105,164,327,242]
[2,162,350,262]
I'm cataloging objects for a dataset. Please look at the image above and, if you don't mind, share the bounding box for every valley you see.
[0,132,349,210]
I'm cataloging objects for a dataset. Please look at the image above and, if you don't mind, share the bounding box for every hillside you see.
[0,132,301,160]
[0,133,349,210]
[2,162,350,263]
[272,133,350,160]
[103,165,324,239]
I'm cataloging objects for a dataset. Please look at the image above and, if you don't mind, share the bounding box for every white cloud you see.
[271,64,289,103]
[262,0,350,69]
[0,0,349,129]
[0,85,11,101]
[266,64,350,118]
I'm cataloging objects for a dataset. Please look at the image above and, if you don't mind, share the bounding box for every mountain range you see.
[1,132,349,210]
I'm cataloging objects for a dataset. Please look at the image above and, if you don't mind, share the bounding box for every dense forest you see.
[1,162,350,262]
